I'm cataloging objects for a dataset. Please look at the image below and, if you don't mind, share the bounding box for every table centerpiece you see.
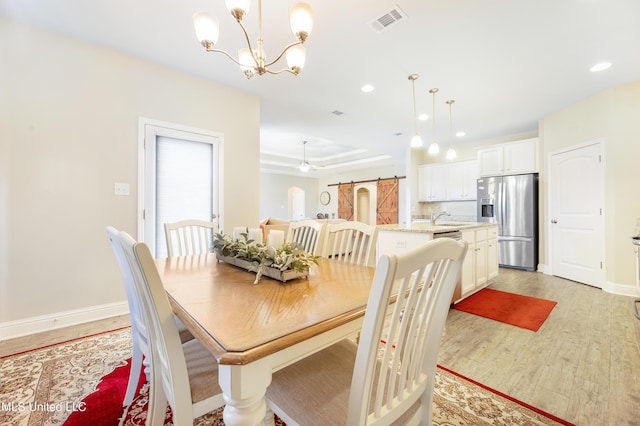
[212,229,319,284]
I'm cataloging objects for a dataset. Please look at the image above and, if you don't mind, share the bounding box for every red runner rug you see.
[453,288,557,331]
[63,357,143,426]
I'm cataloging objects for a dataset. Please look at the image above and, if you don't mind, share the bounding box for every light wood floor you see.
[439,268,640,426]
[2,269,639,425]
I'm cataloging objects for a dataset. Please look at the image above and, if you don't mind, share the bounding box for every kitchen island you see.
[377,222,498,303]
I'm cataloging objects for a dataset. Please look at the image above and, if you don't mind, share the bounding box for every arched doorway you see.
[288,187,305,220]
[354,183,377,225]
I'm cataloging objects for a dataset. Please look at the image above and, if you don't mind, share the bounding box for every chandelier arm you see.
[263,67,298,76]
[234,20,261,66]
[263,41,303,68]
[205,48,246,67]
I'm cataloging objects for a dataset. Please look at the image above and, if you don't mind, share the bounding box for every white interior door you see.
[139,118,222,257]
[549,141,604,287]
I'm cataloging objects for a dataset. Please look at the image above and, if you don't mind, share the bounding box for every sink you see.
[435,223,468,227]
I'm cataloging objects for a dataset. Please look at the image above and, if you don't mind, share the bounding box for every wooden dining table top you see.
[154,254,376,365]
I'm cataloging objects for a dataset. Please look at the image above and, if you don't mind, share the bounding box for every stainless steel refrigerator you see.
[477,173,538,271]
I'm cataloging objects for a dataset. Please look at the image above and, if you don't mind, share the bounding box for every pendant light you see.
[408,74,423,148]
[446,99,458,160]
[428,88,440,155]
[298,140,310,172]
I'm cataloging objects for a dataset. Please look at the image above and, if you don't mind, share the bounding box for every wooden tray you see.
[216,255,309,283]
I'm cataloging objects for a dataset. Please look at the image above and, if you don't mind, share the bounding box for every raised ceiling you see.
[2,0,639,176]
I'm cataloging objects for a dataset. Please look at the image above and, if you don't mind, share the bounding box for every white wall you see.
[540,80,640,292]
[0,18,260,330]
[260,173,319,220]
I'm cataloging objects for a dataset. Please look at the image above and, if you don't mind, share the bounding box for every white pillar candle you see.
[267,230,285,248]
[247,228,264,245]
[232,227,246,241]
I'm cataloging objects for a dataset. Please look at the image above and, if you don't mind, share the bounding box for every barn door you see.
[338,183,354,220]
[376,178,398,224]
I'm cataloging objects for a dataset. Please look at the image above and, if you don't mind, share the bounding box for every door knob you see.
[551,219,557,224]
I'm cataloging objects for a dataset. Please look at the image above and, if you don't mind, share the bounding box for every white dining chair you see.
[106,227,197,409]
[322,221,378,267]
[164,219,216,257]
[285,220,325,255]
[266,238,468,425]
[117,230,225,425]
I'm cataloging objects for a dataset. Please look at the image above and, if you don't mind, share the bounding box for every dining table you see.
[154,253,377,426]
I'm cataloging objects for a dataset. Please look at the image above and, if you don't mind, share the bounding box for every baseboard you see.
[604,281,640,298]
[0,301,129,340]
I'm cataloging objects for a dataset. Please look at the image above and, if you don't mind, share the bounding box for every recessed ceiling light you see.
[361,84,375,93]
[589,62,612,72]
[456,131,466,137]
[418,113,429,121]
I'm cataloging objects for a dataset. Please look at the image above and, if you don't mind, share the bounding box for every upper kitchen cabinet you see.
[447,160,478,200]
[418,164,448,202]
[477,138,538,176]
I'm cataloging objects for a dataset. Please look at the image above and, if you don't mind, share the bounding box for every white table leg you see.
[218,363,272,426]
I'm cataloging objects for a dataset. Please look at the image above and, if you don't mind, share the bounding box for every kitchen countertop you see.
[377,221,496,234]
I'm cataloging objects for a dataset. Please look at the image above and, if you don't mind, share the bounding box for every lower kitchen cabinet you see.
[456,225,498,303]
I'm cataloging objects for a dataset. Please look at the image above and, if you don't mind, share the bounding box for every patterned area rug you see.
[0,328,572,425]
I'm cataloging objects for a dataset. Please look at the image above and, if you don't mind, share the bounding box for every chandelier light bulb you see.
[193,12,220,46]
[289,3,314,42]
[286,44,306,73]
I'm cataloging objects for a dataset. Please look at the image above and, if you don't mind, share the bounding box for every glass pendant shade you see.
[193,12,220,45]
[289,3,314,41]
[446,147,457,160]
[411,134,423,148]
[428,142,440,154]
[238,48,256,73]
[225,0,251,18]
[299,162,310,172]
[286,44,306,71]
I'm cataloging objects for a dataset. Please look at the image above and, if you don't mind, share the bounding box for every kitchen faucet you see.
[430,210,451,225]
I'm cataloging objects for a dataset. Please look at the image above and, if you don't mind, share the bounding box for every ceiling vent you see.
[369,6,407,33]
[331,110,344,116]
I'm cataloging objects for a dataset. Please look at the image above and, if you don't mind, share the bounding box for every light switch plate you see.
[114,183,130,196]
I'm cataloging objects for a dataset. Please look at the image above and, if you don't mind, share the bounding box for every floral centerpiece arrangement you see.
[212,229,319,284]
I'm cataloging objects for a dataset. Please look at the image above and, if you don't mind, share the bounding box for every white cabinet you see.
[376,230,433,261]
[417,164,448,202]
[478,138,538,177]
[418,160,478,202]
[447,160,478,200]
[455,225,499,303]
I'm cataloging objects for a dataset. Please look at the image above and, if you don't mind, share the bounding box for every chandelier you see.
[428,88,440,155]
[299,141,311,172]
[408,74,423,148]
[193,0,314,79]
[446,99,458,160]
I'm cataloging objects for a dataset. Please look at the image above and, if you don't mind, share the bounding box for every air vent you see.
[331,110,344,116]
[369,6,407,33]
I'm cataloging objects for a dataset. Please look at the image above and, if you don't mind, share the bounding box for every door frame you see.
[546,138,604,286]
[137,117,224,246]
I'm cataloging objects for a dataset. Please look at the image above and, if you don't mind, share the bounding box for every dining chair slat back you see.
[117,230,224,425]
[105,226,151,408]
[285,220,325,256]
[266,238,468,425]
[164,219,216,257]
[322,221,378,267]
